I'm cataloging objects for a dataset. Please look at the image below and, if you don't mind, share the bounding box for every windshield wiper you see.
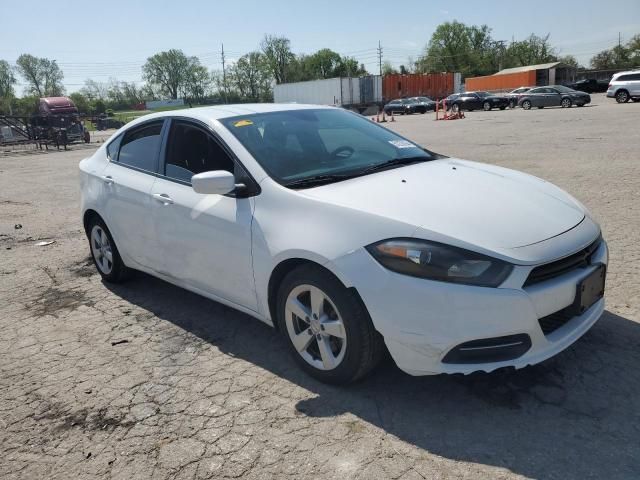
[357,156,430,176]
[284,174,353,189]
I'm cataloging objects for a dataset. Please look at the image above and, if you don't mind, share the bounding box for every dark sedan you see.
[383,98,424,115]
[518,86,591,110]
[450,91,510,111]
[436,93,460,110]
[409,96,436,112]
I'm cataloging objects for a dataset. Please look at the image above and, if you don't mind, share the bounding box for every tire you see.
[87,216,131,283]
[615,90,629,103]
[538,106,545,109]
[577,103,585,107]
[483,101,491,111]
[632,98,640,103]
[521,100,532,110]
[276,264,384,384]
[451,103,460,113]
[499,106,506,110]
[561,98,572,108]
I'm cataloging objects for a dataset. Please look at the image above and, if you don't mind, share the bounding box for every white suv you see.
[606,70,640,103]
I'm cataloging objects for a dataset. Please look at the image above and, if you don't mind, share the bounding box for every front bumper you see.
[333,238,608,376]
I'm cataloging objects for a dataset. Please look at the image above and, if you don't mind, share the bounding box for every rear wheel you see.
[616,90,630,103]
[632,98,640,103]
[483,101,491,111]
[561,98,572,108]
[499,106,506,110]
[277,265,384,384]
[451,103,460,113]
[521,100,532,110]
[87,217,130,283]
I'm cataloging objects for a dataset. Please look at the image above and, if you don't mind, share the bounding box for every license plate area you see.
[570,265,606,316]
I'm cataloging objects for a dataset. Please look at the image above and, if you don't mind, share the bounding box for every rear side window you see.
[106,134,122,161]
[118,121,164,172]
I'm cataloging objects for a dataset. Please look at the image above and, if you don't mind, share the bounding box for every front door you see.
[150,119,257,310]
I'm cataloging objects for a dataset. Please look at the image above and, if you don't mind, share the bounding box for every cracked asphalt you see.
[1,95,639,479]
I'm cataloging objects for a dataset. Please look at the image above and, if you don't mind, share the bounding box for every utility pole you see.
[377,40,383,76]
[221,43,227,104]
[618,32,622,48]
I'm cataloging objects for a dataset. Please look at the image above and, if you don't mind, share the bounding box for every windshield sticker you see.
[234,119,254,127]
[389,139,417,149]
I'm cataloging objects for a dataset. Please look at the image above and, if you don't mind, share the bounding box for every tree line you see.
[1,26,638,116]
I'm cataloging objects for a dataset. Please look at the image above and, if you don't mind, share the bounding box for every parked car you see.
[518,86,591,110]
[606,70,640,103]
[80,104,608,384]
[436,93,460,110]
[450,91,510,112]
[505,87,533,108]
[383,98,423,115]
[409,96,436,112]
[568,78,609,94]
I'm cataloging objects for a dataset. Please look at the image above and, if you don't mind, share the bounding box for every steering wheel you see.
[330,146,355,159]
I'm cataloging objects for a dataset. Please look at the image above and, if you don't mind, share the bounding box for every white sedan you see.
[79,104,608,384]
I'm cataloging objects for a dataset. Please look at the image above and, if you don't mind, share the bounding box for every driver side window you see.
[164,121,236,183]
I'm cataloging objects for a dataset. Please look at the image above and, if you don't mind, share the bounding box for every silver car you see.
[606,70,640,103]
[518,86,591,110]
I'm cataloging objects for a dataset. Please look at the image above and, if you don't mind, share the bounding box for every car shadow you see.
[105,272,640,479]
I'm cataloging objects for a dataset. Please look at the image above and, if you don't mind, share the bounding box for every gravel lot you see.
[1,94,639,480]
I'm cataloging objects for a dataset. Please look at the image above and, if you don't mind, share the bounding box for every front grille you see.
[524,235,602,287]
[538,306,574,335]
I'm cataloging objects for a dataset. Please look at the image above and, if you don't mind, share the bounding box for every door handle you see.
[152,193,174,205]
[102,175,114,185]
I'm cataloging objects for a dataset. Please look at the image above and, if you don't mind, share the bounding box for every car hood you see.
[300,158,585,252]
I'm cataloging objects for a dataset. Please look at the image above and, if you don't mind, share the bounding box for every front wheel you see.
[483,101,492,111]
[521,100,532,110]
[561,98,572,108]
[277,265,384,384]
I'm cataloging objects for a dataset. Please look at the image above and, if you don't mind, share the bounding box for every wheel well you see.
[267,258,362,330]
[83,209,101,238]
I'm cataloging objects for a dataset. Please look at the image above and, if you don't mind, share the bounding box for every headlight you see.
[366,239,513,287]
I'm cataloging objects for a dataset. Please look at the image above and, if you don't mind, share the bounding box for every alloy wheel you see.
[561,98,571,108]
[90,225,113,274]
[284,284,347,371]
[522,100,531,110]
[483,101,491,111]
[616,91,629,103]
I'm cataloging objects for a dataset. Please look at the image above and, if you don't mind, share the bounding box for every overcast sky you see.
[1,0,638,93]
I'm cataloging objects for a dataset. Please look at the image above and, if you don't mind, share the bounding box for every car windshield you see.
[418,96,432,101]
[476,91,490,98]
[220,109,434,187]
[553,85,576,93]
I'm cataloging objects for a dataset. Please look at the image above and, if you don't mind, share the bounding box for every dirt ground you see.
[1,94,639,480]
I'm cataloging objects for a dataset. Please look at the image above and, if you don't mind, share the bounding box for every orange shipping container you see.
[465,71,536,92]
[383,73,454,101]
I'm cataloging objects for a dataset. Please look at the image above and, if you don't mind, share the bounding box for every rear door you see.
[100,120,166,268]
[546,88,562,106]
[150,119,258,309]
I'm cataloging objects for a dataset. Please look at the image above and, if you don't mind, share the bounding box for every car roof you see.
[612,69,640,78]
[124,103,335,128]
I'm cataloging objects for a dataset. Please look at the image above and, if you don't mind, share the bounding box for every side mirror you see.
[191,171,237,195]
